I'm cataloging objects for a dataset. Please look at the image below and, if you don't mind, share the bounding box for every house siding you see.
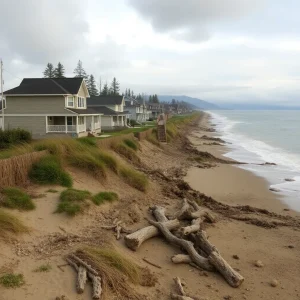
[5,96,73,114]
[5,116,46,137]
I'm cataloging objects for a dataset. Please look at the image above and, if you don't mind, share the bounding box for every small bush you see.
[0,209,29,238]
[33,264,52,273]
[29,155,72,187]
[123,139,138,151]
[119,166,148,192]
[129,119,139,127]
[0,128,31,150]
[92,192,119,205]
[0,273,25,288]
[0,188,35,210]
[56,189,91,216]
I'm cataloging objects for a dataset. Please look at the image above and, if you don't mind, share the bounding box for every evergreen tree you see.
[110,77,120,95]
[54,62,65,78]
[149,95,152,102]
[101,83,109,96]
[73,60,88,79]
[127,88,131,98]
[43,63,55,78]
[87,74,98,96]
[152,94,159,103]
[125,88,128,97]
[131,90,134,97]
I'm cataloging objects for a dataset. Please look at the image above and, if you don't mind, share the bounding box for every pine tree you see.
[54,62,65,78]
[127,88,131,98]
[87,74,98,96]
[73,60,88,79]
[149,95,153,102]
[101,83,109,96]
[43,63,55,78]
[152,94,159,103]
[131,90,134,97]
[125,88,128,97]
[110,77,120,95]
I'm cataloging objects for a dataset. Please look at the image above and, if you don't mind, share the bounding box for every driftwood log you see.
[150,206,168,222]
[88,273,102,299]
[181,218,204,235]
[148,219,214,271]
[77,265,87,294]
[193,231,219,255]
[171,254,192,264]
[208,251,244,288]
[125,219,180,251]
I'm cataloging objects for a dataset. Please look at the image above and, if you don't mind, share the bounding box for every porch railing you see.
[94,122,101,129]
[78,124,86,132]
[47,125,76,133]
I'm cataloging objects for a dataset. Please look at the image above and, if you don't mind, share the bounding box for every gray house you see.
[87,95,129,130]
[124,96,149,123]
[3,78,102,138]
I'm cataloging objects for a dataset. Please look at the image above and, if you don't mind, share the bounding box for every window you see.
[77,97,85,108]
[67,117,73,126]
[0,98,6,109]
[67,96,74,107]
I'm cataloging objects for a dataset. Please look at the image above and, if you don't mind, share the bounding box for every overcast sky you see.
[1,0,300,105]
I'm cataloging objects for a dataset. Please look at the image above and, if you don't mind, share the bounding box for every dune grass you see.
[119,166,148,192]
[77,246,156,298]
[29,155,72,187]
[56,188,91,216]
[123,139,138,151]
[0,188,35,210]
[111,142,140,164]
[92,192,119,205]
[0,209,29,239]
[33,264,52,273]
[0,273,25,288]
[46,189,58,193]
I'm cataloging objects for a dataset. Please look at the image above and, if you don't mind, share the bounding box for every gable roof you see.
[89,106,126,116]
[4,77,85,95]
[88,95,124,106]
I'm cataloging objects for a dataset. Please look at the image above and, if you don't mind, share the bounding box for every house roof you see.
[89,106,127,116]
[67,107,102,115]
[88,95,124,106]
[4,77,85,95]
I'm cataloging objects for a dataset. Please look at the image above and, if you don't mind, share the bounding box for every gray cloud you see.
[0,0,89,64]
[128,0,264,42]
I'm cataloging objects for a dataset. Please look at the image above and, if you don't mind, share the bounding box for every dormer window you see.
[67,96,74,107]
[78,97,85,108]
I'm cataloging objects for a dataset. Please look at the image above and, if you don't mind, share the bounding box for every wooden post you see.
[65,116,67,133]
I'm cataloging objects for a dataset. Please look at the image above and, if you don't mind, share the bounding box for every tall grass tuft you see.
[0,209,29,239]
[112,142,140,164]
[119,166,148,192]
[0,128,32,150]
[0,273,25,288]
[56,188,91,216]
[29,155,72,187]
[92,192,119,205]
[0,188,35,210]
[123,139,138,151]
[97,151,119,174]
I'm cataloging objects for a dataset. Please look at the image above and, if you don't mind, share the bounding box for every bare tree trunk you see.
[148,219,214,271]
[77,265,87,294]
[125,219,180,251]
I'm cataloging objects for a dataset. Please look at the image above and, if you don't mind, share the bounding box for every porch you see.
[46,116,101,134]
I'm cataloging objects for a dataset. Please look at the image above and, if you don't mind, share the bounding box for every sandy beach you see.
[1,112,300,300]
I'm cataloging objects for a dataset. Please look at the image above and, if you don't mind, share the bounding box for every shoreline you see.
[185,112,299,216]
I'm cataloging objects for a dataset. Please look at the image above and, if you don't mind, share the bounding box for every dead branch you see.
[69,254,98,276]
[143,258,162,269]
[181,218,204,235]
[171,254,192,264]
[192,231,219,255]
[174,277,185,296]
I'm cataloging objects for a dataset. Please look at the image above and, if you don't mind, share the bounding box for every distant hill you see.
[158,95,220,110]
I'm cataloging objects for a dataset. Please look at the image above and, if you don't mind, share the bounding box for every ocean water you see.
[208,110,300,211]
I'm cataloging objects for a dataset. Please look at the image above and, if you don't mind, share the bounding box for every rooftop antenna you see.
[0,59,4,130]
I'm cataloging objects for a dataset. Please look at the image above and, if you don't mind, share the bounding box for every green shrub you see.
[56,189,91,216]
[0,273,25,288]
[29,155,72,187]
[92,192,119,205]
[119,167,148,192]
[129,119,139,127]
[0,188,35,210]
[0,128,31,150]
[123,139,138,151]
